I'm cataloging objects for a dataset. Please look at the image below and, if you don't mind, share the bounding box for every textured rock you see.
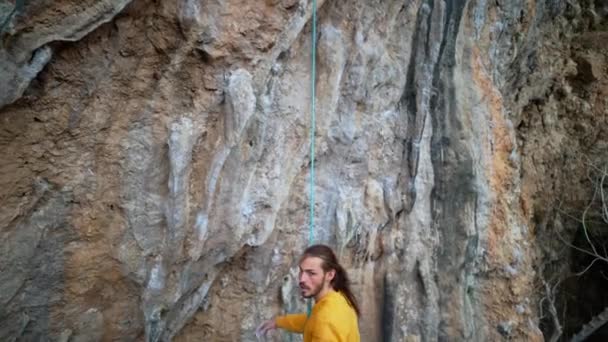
[0,0,132,108]
[0,0,606,341]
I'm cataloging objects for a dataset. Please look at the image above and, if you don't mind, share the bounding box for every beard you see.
[300,275,327,299]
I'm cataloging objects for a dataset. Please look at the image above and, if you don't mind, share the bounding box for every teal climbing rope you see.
[308,0,317,247]
[306,0,318,321]
[306,0,317,324]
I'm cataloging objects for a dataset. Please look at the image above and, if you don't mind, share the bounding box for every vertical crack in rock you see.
[427,0,483,340]
[0,0,598,340]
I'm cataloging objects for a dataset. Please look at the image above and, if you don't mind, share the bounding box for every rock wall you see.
[1,0,606,341]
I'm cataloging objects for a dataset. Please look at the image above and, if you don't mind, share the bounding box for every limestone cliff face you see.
[0,0,605,341]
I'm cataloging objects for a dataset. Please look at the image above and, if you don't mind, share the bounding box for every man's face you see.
[298,256,333,299]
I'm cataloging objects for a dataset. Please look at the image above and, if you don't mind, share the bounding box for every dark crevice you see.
[427,0,473,340]
[381,272,395,342]
[400,2,423,124]
[553,227,608,341]
[398,0,434,214]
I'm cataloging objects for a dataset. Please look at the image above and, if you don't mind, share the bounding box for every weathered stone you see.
[0,0,607,341]
[0,0,132,108]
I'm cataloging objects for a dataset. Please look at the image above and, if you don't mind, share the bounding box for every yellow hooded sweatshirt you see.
[275,290,360,342]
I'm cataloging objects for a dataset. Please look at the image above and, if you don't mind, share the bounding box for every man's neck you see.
[314,287,335,302]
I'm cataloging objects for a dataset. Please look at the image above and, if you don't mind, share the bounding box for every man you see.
[256,244,360,342]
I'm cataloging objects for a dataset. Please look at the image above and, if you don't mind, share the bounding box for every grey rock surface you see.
[1,0,606,341]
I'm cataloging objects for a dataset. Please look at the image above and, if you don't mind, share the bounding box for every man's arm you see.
[276,313,308,333]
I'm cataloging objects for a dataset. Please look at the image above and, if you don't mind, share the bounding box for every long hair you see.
[302,244,360,317]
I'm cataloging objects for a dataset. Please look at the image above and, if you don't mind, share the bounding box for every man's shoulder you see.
[314,297,351,320]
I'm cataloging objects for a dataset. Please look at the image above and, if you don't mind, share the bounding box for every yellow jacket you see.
[276,290,360,342]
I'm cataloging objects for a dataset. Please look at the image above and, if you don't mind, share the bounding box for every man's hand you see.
[256,319,277,339]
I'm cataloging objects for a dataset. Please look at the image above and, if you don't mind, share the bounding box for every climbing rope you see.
[306,0,318,319]
[308,0,318,247]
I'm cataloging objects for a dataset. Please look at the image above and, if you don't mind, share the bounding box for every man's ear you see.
[326,269,336,282]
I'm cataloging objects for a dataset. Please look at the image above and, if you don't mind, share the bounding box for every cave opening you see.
[553,224,608,341]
